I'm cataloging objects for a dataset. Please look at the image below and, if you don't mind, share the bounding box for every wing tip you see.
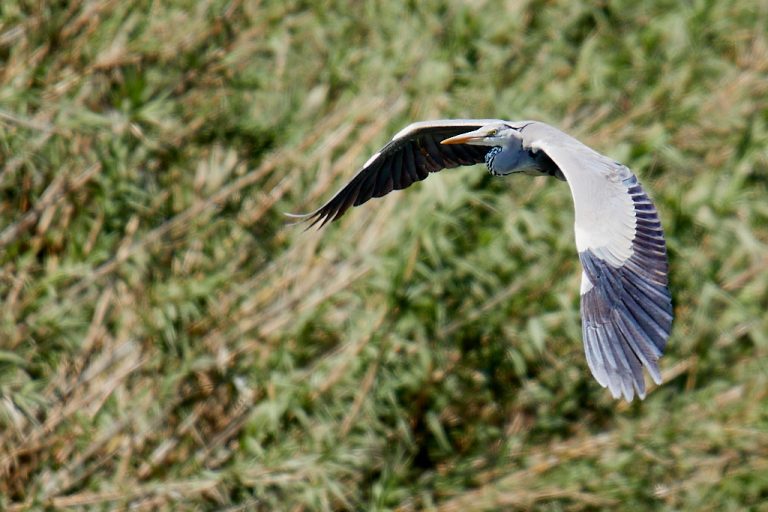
[283,211,310,219]
[599,374,649,402]
[284,211,310,225]
[283,210,328,231]
[587,349,661,402]
[584,324,659,403]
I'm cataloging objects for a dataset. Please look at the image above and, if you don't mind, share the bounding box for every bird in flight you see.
[289,119,673,401]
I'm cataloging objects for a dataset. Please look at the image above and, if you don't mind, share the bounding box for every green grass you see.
[1,0,767,510]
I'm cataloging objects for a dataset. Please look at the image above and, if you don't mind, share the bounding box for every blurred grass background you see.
[1,0,767,510]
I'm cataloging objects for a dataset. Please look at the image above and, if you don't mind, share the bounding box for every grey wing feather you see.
[290,120,504,228]
[522,122,673,401]
[578,177,672,401]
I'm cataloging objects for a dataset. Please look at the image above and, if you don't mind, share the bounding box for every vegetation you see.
[1,0,766,510]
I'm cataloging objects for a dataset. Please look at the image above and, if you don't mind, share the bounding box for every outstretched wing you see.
[290,119,504,227]
[524,122,673,401]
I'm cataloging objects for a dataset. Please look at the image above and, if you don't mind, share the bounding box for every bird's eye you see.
[489,129,498,136]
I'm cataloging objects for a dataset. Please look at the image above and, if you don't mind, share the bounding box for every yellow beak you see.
[440,128,487,145]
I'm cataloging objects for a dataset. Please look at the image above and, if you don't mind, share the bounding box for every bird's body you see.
[291,119,672,401]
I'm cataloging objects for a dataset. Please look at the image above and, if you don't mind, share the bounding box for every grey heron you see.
[290,119,672,401]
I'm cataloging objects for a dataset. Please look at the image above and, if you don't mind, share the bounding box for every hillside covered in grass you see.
[1,1,767,510]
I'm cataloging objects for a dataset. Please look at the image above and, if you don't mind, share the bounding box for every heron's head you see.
[440,123,520,147]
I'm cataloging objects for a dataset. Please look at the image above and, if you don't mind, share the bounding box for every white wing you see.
[523,122,673,401]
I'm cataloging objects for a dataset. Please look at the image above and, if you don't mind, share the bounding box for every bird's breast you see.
[484,146,503,173]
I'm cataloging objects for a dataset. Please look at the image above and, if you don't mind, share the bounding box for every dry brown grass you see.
[1,1,767,510]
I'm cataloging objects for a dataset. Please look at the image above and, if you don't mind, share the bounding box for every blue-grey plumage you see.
[442,122,565,180]
[291,119,673,401]
[575,175,672,400]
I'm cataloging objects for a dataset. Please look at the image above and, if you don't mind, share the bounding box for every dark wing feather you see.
[290,120,500,227]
